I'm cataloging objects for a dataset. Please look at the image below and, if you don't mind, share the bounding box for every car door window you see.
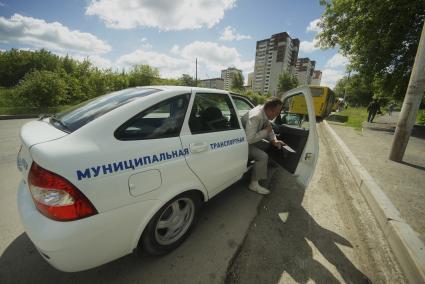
[115,94,190,140]
[189,93,240,134]
[232,97,254,117]
[272,93,311,174]
[278,95,310,130]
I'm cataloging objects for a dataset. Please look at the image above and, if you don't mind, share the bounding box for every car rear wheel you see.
[139,192,201,255]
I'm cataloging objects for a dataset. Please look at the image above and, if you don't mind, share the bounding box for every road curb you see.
[323,120,425,284]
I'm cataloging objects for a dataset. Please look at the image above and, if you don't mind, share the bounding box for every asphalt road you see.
[0,119,405,283]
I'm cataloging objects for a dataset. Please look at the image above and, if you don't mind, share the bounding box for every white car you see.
[16,86,318,272]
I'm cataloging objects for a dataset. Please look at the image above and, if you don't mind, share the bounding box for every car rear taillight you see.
[28,162,97,221]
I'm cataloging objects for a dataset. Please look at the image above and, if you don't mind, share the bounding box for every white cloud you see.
[86,0,236,30]
[141,43,152,49]
[0,14,111,55]
[321,69,345,88]
[325,53,348,69]
[137,37,152,49]
[220,26,251,41]
[0,2,5,7]
[320,53,350,88]
[170,44,180,55]
[306,19,321,33]
[87,55,114,69]
[299,38,319,53]
[180,41,254,73]
[116,41,254,79]
[116,49,192,78]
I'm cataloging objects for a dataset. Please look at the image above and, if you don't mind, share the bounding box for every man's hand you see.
[271,139,286,149]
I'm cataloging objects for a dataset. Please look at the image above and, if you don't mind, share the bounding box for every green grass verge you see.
[1,87,72,115]
[417,109,425,125]
[0,105,71,115]
[335,107,368,131]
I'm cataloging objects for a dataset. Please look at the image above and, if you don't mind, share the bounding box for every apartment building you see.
[295,58,316,85]
[311,70,322,85]
[253,32,300,95]
[221,67,243,90]
[199,78,224,90]
[247,72,254,90]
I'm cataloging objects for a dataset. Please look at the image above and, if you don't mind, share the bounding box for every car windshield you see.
[51,88,160,132]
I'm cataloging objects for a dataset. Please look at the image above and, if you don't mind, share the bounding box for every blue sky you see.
[0,0,349,87]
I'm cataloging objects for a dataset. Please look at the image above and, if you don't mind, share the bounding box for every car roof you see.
[141,85,230,95]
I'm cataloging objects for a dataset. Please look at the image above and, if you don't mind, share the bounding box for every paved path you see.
[226,123,405,283]
[329,112,425,244]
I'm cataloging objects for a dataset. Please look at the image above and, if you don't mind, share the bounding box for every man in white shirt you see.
[241,97,286,195]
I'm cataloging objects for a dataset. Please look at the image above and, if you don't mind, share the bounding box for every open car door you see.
[269,86,319,187]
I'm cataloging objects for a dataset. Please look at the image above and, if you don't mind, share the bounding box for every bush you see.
[243,90,270,105]
[418,110,425,126]
[0,87,19,107]
[16,70,68,107]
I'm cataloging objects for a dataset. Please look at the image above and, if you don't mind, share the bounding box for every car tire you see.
[139,192,201,256]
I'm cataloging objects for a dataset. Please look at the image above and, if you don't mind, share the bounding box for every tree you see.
[0,49,60,87]
[128,65,160,87]
[178,74,195,86]
[243,90,270,105]
[277,72,298,93]
[318,0,425,101]
[231,72,244,91]
[334,74,372,106]
[16,70,67,107]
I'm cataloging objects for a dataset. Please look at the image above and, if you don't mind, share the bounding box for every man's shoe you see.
[249,183,270,195]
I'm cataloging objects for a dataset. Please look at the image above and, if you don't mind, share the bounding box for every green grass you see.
[0,105,71,115]
[1,87,74,115]
[335,107,368,131]
[418,109,425,125]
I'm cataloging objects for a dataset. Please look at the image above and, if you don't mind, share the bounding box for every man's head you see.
[263,97,283,120]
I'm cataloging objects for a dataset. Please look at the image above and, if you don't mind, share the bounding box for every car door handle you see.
[190,142,208,153]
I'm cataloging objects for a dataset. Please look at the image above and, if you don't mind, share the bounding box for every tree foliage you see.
[178,74,195,86]
[334,74,373,106]
[16,70,68,107]
[128,65,160,87]
[0,49,181,108]
[0,49,61,87]
[231,72,244,91]
[277,72,298,93]
[242,90,270,105]
[318,0,425,101]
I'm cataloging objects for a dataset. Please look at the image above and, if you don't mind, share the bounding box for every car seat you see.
[189,104,203,133]
[201,106,228,131]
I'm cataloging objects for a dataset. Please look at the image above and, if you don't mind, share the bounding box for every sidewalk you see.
[328,112,425,244]
[326,111,425,282]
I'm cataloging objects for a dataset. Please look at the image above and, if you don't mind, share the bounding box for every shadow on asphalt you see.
[0,179,260,284]
[226,166,371,283]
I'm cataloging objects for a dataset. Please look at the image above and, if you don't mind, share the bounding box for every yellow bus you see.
[288,86,335,119]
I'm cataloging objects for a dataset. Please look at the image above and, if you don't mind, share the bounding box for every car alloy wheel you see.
[139,192,201,256]
[154,197,195,246]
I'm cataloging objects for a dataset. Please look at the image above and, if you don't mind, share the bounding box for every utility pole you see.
[389,22,425,162]
[195,58,197,87]
[342,69,351,102]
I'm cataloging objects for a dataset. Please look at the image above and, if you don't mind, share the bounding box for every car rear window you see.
[52,88,160,132]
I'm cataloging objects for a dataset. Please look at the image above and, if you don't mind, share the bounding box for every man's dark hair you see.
[264,97,283,110]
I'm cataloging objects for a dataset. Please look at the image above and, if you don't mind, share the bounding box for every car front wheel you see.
[139,192,201,255]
